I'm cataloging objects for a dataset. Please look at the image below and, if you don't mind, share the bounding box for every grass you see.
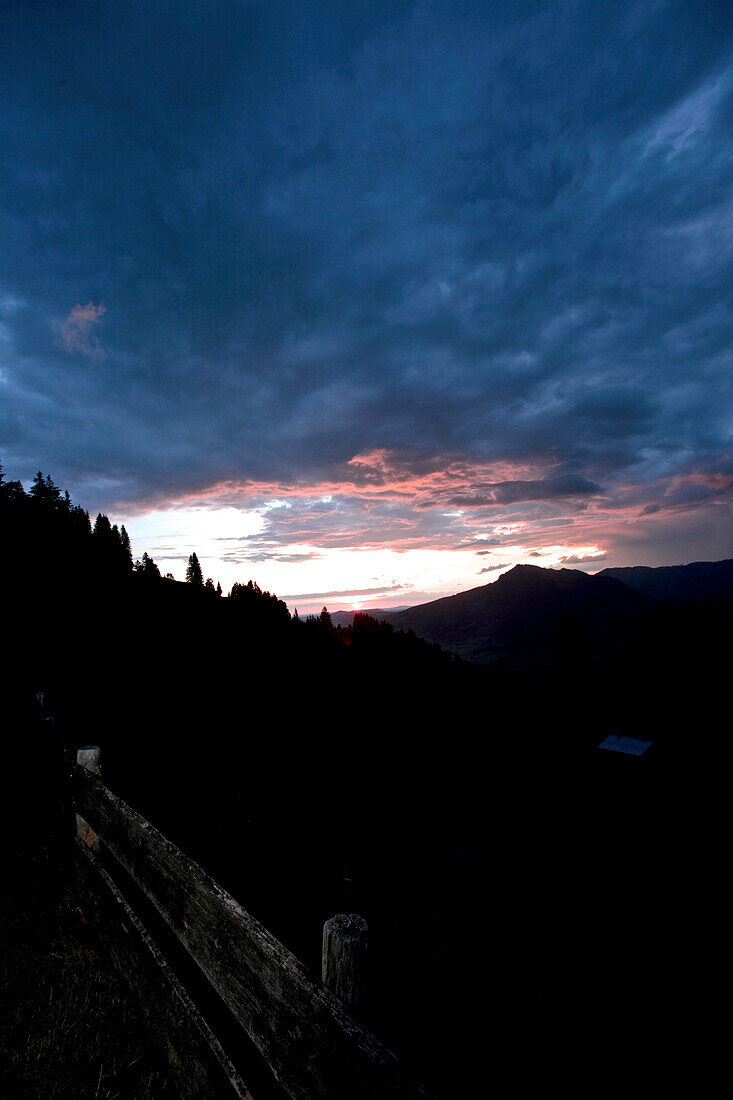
[0,832,175,1099]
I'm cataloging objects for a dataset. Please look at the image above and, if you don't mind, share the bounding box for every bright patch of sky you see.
[115,500,608,613]
[117,506,265,579]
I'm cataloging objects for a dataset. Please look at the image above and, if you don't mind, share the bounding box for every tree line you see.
[0,458,460,667]
[0,461,222,593]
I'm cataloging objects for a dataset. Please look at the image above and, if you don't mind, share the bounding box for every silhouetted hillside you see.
[599,558,733,604]
[379,564,657,666]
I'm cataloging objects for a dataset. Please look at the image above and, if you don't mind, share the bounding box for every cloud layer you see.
[0,1,731,576]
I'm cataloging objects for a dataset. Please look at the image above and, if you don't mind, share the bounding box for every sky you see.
[1,0,731,614]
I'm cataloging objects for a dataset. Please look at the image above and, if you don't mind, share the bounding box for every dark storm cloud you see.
[448,474,602,507]
[558,552,608,565]
[478,562,513,574]
[1,0,731,559]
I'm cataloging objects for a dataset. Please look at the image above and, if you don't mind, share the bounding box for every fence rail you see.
[73,835,250,1098]
[71,753,428,1100]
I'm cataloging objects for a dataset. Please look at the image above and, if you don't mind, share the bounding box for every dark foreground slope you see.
[381,563,656,666]
[0,725,176,1100]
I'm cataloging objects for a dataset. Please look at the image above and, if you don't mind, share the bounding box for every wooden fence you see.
[70,745,429,1100]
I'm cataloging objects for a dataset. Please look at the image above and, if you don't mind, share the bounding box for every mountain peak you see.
[386,561,653,664]
[493,562,594,588]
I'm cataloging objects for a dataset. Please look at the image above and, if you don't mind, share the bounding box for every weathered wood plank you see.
[322,914,367,1009]
[72,837,252,1100]
[76,745,101,851]
[72,764,430,1100]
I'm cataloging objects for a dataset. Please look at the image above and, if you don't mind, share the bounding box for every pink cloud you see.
[640,470,733,515]
[558,551,608,565]
[61,302,106,359]
[145,449,593,515]
[281,582,412,602]
[117,448,731,572]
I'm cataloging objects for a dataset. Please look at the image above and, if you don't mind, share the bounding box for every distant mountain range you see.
[332,558,733,666]
[598,558,733,603]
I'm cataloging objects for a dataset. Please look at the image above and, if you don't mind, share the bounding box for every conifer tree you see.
[185,552,204,585]
[119,525,133,571]
[45,474,61,505]
[1,475,25,502]
[71,505,91,536]
[0,463,31,503]
[28,471,55,507]
[29,471,62,507]
[93,513,113,537]
[29,471,45,499]
[135,551,161,579]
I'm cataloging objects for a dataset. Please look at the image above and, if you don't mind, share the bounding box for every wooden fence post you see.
[322,913,368,1010]
[76,746,101,852]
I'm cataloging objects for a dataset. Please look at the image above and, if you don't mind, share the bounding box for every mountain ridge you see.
[331,559,732,666]
[383,564,656,663]
[598,558,733,603]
